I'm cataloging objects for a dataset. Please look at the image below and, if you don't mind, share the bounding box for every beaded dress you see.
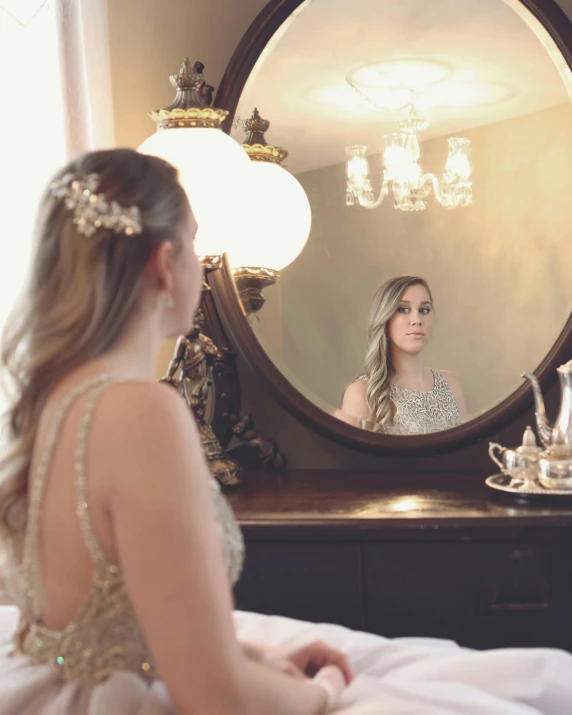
[1,375,243,704]
[359,369,461,434]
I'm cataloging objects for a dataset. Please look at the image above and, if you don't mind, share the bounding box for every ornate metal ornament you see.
[162,262,286,486]
[149,58,229,130]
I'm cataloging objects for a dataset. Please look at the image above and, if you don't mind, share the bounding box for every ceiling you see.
[232,0,572,174]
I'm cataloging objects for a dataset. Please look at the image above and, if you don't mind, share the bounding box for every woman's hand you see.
[241,641,305,679]
[313,663,347,711]
[281,640,353,684]
[241,639,353,684]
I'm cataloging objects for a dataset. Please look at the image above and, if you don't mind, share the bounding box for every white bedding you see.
[0,605,571,714]
[234,611,572,714]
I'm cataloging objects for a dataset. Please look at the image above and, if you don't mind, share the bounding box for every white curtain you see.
[56,0,115,156]
[0,0,115,412]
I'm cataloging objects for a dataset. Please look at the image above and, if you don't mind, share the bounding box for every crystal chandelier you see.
[345,104,473,211]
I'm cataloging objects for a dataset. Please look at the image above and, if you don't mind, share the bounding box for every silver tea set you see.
[487,358,572,495]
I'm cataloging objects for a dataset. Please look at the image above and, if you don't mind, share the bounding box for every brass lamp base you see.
[161,285,240,488]
[232,267,278,315]
[197,423,241,488]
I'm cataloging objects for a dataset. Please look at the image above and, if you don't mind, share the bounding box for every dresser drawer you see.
[235,542,363,629]
[363,542,572,650]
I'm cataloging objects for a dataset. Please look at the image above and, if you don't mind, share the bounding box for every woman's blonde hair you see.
[363,275,433,426]
[0,148,190,540]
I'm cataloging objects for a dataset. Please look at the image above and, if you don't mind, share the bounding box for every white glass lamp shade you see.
[383,133,414,175]
[344,145,374,205]
[445,137,472,180]
[226,161,312,271]
[345,145,371,187]
[383,132,423,187]
[138,127,251,256]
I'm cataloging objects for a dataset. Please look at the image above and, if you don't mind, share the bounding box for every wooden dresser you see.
[229,470,572,651]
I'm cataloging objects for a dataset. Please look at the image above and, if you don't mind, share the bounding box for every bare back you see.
[13,373,245,701]
[31,377,120,629]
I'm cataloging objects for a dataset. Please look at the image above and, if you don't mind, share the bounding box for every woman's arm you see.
[334,380,370,425]
[332,409,360,427]
[98,382,339,715]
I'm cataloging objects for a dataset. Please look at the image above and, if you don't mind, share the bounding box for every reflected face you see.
[172,209,202,333]
[387,284,433,355]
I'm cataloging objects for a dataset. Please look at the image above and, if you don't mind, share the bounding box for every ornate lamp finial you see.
[243,108,271,145]
[242,108,288,165]
[166,58,214,108]
[149,58,227,129]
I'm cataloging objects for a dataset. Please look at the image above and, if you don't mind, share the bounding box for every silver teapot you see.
[488,426,541,485]
[522,358,572,458]
[537,457,572,490]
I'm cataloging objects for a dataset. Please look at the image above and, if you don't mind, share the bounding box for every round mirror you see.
[214,0,572,453]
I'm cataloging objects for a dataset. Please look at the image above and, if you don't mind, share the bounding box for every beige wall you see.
[108,0,572,469]
[252,103,572,418]
[108,0,269,149]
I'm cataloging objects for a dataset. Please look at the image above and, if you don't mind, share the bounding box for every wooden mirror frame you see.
[211,0,572,456]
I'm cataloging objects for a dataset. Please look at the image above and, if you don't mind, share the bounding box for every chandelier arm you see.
[425,172,473,209]
[354,176,390,209]
[356,189,386,209]
[422,172,450,206]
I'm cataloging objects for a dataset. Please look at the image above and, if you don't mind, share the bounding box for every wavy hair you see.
[363,275,433,426]
[0,148,189,542]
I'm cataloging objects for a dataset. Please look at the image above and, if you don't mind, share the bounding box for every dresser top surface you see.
[226,470,572,534]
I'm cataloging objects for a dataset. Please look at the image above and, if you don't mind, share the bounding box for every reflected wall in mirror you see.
[230,0,572,436]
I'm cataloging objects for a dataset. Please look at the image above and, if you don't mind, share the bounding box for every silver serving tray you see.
[486,473,572,497]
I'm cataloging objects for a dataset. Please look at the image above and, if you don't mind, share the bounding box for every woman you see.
[0,150,571,714]
[0,150,348,714]
[337,276,469,434]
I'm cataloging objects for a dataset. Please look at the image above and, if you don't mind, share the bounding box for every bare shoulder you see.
[96,380,192,435]
[90,380,200,492]
[341,379,369,420]
[101,379,187,415]
[344,379,367,399]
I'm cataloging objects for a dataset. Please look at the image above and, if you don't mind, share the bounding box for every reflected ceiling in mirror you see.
[230,0,572,436]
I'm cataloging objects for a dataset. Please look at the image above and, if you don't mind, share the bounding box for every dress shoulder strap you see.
[74,378,117,569]
[432,369,449,392]
[22,374,113,614]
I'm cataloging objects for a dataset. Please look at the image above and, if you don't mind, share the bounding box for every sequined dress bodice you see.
[10,376,244,683]
[360,369,461,434]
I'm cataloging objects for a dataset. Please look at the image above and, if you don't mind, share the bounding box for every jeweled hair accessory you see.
[49,172,143,238]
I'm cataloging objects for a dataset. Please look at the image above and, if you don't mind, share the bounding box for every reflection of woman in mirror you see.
[336,275,469,434]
